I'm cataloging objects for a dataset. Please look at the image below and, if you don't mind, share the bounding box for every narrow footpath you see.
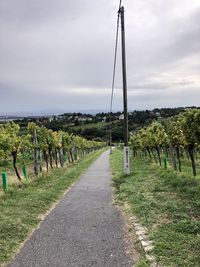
[7,151,135,267]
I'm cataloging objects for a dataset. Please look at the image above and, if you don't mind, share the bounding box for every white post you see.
[124,146,130,175]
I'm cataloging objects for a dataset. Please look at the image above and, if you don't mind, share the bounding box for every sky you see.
[0,0,200,114]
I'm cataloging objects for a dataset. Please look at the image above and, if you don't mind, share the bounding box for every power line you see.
[109,0,122,114]
[109,0,122,152]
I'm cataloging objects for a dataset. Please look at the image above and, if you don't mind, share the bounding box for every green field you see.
[68,120,119,131]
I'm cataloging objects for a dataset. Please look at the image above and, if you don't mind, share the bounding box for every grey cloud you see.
[127,87,200,110]
[0,0,200,113]
[127,80,197,91]
[155,9,200,66]
[0,0,87,27]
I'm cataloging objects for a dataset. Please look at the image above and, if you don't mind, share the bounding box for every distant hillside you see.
[7,106,200,142]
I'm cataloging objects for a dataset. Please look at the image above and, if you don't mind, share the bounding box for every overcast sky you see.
[0,0,200,114]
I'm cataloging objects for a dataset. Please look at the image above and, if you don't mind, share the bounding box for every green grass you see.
[70,122,109,130]
[134,256,150,267]
[110,149,200,267]
[68,120,119,131]
[0,149,104,265]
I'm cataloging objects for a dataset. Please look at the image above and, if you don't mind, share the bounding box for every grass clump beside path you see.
[110,149,200,267]
[0,149,104,265]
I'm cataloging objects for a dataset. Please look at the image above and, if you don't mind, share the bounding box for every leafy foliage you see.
[130,109,200,176]
[0,122,105,181]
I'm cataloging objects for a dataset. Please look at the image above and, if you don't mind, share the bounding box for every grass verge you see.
[0,149,104,265]
[110,149,200,267]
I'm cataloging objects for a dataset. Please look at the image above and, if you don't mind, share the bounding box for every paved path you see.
[7,151,133,267]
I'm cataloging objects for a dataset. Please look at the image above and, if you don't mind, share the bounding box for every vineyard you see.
[110,108,200,266]
[130,108,200,176]
[1,109,200,266]
[0,122,105,264]
[0,122,104,190]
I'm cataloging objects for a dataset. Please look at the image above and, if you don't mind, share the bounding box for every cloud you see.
[0,0,200,113]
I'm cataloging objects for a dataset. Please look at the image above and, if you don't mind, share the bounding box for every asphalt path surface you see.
[7,150,133,267]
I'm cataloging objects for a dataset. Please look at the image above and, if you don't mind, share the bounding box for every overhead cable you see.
[109,0,122,151]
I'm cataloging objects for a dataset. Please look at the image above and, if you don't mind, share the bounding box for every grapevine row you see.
[0,122,105,182]
[130,109,200,176]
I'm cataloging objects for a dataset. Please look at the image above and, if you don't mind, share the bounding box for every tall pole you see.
[119,6,130,175]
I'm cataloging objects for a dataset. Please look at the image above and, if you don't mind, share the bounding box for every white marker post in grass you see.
[124,146,130,175]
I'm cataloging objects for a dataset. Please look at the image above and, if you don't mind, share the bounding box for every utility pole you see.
[119,6,130,175]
